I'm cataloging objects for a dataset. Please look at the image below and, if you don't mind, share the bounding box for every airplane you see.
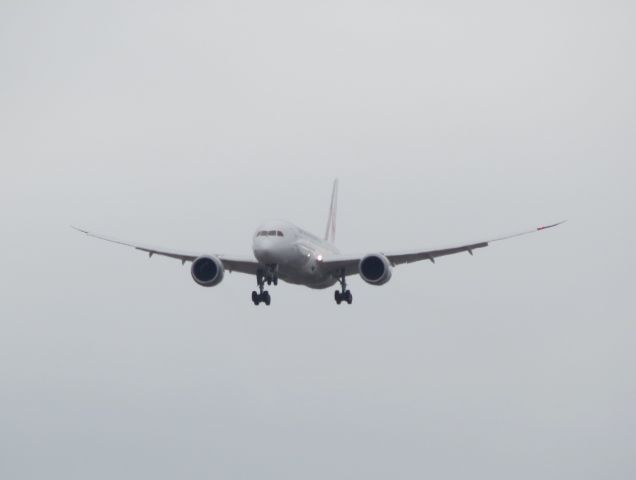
[73,180,565,306]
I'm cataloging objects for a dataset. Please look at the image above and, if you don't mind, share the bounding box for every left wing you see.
[72,227,260,275]
[320,221,566,275]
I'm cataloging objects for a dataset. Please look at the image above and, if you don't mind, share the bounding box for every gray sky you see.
[1,1,635,479]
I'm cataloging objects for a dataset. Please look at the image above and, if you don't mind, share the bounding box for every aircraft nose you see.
[253,238,284,264]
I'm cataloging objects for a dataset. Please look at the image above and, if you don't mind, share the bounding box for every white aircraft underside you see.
[74,180,564,305]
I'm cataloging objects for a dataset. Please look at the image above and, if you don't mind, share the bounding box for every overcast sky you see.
[1,1,635,479]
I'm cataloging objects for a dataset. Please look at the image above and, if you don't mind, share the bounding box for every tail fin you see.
[324,179,338,244]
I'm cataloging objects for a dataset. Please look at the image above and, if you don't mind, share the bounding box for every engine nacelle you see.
[359,254,393,286]
[191,255,225,287]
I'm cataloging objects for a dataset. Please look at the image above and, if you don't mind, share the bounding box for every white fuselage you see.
[252,220,340,289]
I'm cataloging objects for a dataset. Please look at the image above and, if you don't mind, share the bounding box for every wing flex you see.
[72,226,260,274]
[320,221,566,275]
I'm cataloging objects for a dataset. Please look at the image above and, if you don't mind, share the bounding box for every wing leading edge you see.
[72,227,260,275]
[320,221,566,275]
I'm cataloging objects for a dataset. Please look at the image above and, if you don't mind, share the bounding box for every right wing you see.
[72,226,260,275]
[320,221,566,276]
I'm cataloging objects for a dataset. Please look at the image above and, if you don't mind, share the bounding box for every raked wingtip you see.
[537,220,567,231]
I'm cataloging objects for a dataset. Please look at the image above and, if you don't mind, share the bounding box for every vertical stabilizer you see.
[324,179,338,244]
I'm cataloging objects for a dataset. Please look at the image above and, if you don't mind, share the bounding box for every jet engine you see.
[191,255,225,287]
[359,254,393,285]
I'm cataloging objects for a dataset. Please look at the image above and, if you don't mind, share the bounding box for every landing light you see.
[317,255,323,261]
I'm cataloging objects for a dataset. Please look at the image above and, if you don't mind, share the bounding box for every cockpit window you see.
[256,230,284,237]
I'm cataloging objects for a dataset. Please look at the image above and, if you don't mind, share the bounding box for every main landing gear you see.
[334,269,353,305]
[252,289,270,306]
[252,266,277,306]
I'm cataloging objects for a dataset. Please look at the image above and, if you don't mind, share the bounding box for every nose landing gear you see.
[334,269,353,305]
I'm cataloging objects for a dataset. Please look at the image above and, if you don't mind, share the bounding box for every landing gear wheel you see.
[334,290,342,305]
[252,291,271,306]
[345,290,353,304]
